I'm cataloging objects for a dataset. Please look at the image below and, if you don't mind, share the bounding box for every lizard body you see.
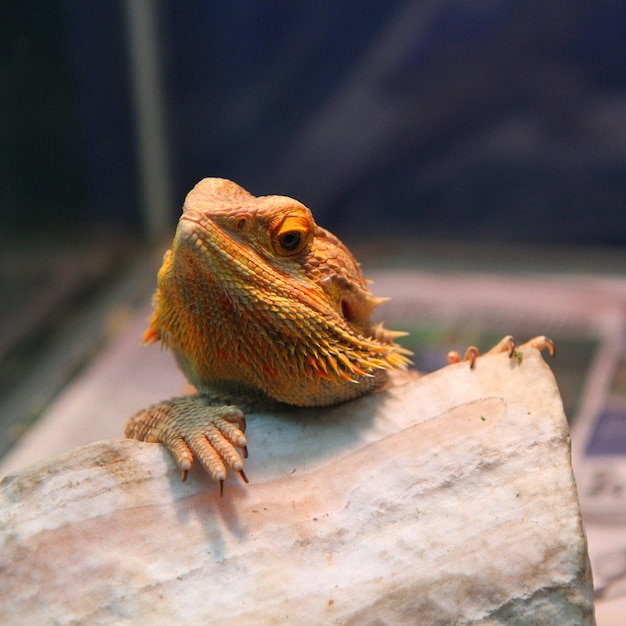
[126,178,411,488]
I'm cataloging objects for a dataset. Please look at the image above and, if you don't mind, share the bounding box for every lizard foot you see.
[125,395,249,494]
[447,335,555,369]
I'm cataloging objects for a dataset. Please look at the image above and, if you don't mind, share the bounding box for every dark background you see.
[2,0,626,245]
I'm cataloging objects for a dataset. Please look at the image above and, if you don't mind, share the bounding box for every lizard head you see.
[146,178,411,406]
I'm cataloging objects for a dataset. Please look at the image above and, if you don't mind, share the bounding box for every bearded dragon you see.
[126,178,554,492]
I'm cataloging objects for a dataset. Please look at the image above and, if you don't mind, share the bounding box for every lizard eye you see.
[278,231,301,251]
[271,214,312,256]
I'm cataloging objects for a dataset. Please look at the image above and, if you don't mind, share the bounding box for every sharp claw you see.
[219,479,224,497]
[239,469,249,484]
[242,445,249,459]
[506,336,516,358]
[465,347,479,369]
[181,469,188,482]
[520,335,556,358]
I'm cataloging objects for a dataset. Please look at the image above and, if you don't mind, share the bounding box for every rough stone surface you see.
[0,350,595,625]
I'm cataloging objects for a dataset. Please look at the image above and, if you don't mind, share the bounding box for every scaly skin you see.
[125,178,411,490]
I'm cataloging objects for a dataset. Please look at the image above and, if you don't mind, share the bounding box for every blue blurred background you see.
[3,0,626,245]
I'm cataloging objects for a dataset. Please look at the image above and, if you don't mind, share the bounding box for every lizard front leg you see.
[125,395,249,494]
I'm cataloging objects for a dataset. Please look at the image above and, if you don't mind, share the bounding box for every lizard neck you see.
[149,261,396,407]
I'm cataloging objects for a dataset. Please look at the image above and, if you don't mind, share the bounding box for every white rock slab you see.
[0,350,595,625]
